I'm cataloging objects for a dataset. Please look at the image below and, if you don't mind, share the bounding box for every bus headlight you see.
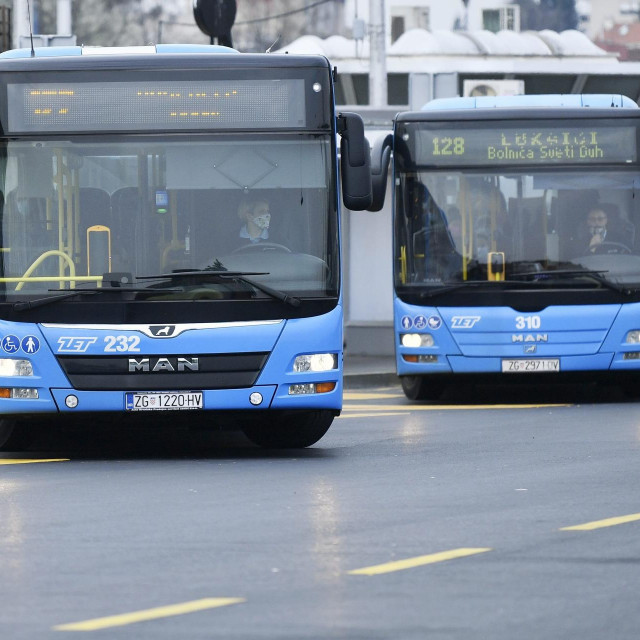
[400,333,434,348]
[626,330,640,343]
[0,359,33,376]
[293,353,338,372]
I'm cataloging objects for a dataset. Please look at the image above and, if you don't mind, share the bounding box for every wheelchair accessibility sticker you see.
[401,315,442,330]
[1,335,20,353]
[1,335,40,354]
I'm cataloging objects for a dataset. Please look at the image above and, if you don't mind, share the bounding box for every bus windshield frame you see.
[393,114,640,305]
[0,60,339,323]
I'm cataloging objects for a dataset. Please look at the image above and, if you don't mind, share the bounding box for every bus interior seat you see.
[600,202,635,251]
[4,190,56,280]
[510,196,546,261]
[111,187,142,226]
[79,187,111,230]
[555,190,599,259]
[176,189,240,265]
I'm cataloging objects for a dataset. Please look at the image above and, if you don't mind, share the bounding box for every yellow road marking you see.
[0,459,69,465]
[343,392,404,401]
[560,513,640,531]
[53,597,245,631]
[348,547,492,576]
[343,403,570,412]
[337,412,410,419]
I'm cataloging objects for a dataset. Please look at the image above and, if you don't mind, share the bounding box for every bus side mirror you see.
[368,133,393,212]
[338,112,372,211]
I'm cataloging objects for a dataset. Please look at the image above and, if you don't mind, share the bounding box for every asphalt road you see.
[2,380,640,639]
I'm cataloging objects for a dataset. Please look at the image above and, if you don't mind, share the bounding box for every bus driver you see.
[237,197,271,244]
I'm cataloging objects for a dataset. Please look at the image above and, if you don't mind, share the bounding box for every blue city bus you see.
[371,94,640,400]
[0,44,371,448]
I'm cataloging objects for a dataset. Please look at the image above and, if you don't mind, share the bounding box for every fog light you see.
[65,394,78,408]
[400,333,434,348]
[315,382,336,394]
[402,354,438,364]
[11,388,38,399]
[627,331,640,343]
[293,353,337,373]
[623,352,640,360]
[0,359,33,376]
[249,392,263,406]
[289,383,316,395]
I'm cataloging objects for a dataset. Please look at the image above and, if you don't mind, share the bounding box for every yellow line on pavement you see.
[348,547,492,576]
[337,412,410,419]
[343,403,570,412]
[0,459,69,465]
[53,597,245,631]
[560,513,640,531]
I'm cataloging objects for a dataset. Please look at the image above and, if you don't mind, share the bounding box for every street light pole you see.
[57,0,72,35]
[369,0,387,108]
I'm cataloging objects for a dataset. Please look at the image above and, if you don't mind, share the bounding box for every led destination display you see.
[416,125,637,166]
[7,79,306,132]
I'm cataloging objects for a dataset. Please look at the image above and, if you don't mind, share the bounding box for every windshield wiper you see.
[12,286,180,312]
[418,280,541,299]
[137,270,301,308]
[510,269,632,295]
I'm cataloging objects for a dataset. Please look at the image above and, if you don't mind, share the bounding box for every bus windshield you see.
[394,120,640,294]
[0,133,336,302]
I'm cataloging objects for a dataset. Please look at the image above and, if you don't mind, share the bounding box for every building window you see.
[482,6,520,33]
[388,74,409,105]
[335,74,369,105]
[390,6,430,43]
[391,16,405,44]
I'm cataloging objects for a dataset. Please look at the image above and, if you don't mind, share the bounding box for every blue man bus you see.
[371,94,640,400]
[0,45,371,448]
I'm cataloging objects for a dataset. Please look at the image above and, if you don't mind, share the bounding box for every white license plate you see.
[125,391,203,411]
[501,359,560,373]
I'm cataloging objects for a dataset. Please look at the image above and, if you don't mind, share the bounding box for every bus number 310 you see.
[515,315,541,329]
[432,136,465,156]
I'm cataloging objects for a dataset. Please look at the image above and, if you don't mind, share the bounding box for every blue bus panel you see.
[390,94,640,399]
[0,45,372,448]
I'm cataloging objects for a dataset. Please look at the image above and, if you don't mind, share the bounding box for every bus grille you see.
[56,353,270,391]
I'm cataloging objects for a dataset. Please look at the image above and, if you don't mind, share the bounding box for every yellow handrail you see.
[0,276,100,283]
[15,250,76,291]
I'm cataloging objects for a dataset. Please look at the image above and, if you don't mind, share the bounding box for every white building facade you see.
[344,0,521,39]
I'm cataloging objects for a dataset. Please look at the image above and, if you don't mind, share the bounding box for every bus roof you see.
[0,44,239,59]
[422,94,639,110]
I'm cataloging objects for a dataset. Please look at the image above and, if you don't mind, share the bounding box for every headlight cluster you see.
[626,330,640,343]
[293,353,338,372]
[400,333,434,348]
[0,359,33,377]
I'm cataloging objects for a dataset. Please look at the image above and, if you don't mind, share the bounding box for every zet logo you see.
[451,316,481,329]
[57,337,98,353]
[149,325,176,338]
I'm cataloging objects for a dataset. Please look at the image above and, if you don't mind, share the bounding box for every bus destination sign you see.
[7,79,306,133]
[416,125,637,166]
